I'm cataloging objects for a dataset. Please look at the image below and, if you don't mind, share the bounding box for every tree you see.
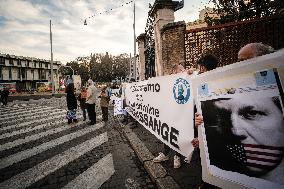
[60,52,130,84]
[205,0,284,25]
[59,61,89,86]
[89,53,130,83]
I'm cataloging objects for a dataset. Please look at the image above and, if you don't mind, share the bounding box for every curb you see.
[118,120,180,189]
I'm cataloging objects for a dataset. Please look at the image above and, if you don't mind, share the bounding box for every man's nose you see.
[231,114,247,140]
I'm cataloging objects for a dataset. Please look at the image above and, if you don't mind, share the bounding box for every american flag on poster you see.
[226,144,284,172]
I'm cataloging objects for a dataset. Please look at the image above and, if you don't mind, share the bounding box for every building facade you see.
[128,54,139,81]
[0,53,61,92]
[186,7,219,30]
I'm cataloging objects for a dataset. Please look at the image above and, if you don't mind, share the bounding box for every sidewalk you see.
[116,118,202,189]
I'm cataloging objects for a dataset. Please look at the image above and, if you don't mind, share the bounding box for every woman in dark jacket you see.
[66,83,78,124]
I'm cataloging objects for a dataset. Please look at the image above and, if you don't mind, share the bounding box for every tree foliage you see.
[89,53,129,82]
[59,52,130,85]
[205,0,284,25]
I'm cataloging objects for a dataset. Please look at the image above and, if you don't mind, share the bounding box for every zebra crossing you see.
[0,104,114,189]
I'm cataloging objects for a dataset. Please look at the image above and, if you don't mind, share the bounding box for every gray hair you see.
[249,43,275,57]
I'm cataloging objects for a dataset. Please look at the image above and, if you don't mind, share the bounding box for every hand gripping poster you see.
[125,74,195,157]
[195,50,284,189]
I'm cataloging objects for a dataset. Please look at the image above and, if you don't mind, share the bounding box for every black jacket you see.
[67,92,77,110]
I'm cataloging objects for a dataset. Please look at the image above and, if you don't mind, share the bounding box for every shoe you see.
[68,119,72,124]
[88,122,95,125]
[174,155,181,169]
[153,152,169,163]
[73,119,78,123]
[83,118,86,121]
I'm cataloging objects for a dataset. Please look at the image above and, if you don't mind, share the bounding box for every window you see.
[0,57,5,65]
[27,61,30,67]
[17,60,21,66]
[39,69,45,80]
[31,70,34,80]
[0,66,2,79]
[34,62,36,67]
[42,70,46,79]
[21,68,26,79]
[9,59,13,65]
[18,69,21,79]
[9,67,12,79]
[45,63,48,68]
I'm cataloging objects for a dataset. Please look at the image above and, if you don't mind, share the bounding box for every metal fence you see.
[184,15,284,68]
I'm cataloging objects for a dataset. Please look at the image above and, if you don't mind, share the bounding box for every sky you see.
[0,0,212,64]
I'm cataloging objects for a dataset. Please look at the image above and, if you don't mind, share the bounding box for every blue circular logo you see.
[173,78,190,104]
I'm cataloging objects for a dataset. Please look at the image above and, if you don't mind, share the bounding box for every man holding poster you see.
[195,50,284,189]
[201,94,284,183]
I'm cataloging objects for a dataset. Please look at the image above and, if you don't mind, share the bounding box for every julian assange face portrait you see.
[214,96,284,176]
[214,96,284,147]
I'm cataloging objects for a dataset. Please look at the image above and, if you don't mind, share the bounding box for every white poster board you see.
[125,74,195,157]
[113,98,127,116]
[194,49,284,189]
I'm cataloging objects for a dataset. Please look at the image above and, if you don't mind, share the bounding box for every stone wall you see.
[161,21,186,76]
[137,33,146,81]
[153,8,175,76]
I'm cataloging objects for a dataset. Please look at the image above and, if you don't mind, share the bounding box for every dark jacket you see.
[1,89,9,97]
[78,92,87,109]
[67,92,77,110]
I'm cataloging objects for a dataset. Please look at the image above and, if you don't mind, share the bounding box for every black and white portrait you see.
[201,95,284,185]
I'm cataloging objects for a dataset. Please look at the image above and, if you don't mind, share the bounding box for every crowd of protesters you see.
[0,42,278,188]
[129,42,275,188]
[64,79,114,126]
[60,42,277,187]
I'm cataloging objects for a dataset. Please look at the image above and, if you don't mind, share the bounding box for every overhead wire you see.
[83,0,134,25]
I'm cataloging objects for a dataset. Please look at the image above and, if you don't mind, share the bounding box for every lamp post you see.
[50,20,54,95]
[133,0,136,81]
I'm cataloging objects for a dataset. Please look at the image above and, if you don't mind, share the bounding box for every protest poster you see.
[125,74,195,157]
[194,50,284,189]
[110,89,120,105]
[113,98,127,116]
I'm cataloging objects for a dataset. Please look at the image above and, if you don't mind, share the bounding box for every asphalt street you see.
[0,97,156,189]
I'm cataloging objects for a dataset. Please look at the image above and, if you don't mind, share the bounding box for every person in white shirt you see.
[86,79,97,125]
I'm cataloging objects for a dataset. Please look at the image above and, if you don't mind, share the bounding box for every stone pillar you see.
[161,21,186,75]
[137,33,146,81]
[150,0,180,76]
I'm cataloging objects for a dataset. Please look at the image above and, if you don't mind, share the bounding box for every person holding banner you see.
[192,54,219,189]
[153,64,189,169]
[237,43,274,61]
[195,51,284,186]
[99,87,109,123]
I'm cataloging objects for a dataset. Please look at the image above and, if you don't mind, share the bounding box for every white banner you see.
[195,50,284,189]
[125,74,195,157]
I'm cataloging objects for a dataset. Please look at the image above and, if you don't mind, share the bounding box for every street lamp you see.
[50,20,54,95]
